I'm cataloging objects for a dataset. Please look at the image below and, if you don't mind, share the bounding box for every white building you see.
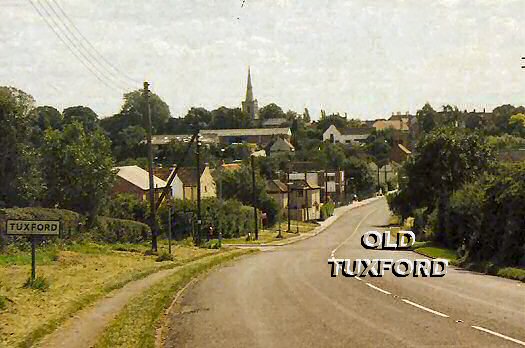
[322,125,373,145]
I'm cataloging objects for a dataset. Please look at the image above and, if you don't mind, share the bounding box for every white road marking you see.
[366,282,391,295]
[330,208,377,257]
[471,326,525,346]
[354,276,363,281]
[401,299,449,318]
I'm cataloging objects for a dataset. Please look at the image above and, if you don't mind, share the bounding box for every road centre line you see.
[471,326,525,346]
[327,205,525,347]
[330,208,377,257]
[401,299,449,318]
[365,282,391,295]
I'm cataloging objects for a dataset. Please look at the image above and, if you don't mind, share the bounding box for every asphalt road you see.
[164,198,525,347]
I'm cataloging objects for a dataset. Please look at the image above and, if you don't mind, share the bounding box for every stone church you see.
[241,67,259,120]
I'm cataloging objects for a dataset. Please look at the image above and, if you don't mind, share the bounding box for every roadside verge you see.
[37,249,254,348]
[224,196,382,248]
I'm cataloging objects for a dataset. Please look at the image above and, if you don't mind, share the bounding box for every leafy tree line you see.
[388,126,525,266]
[0,86,115,224]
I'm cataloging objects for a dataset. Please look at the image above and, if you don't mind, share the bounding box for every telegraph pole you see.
[287,167,291,232]
[251,155,258,240]
[144,81,158,252]
[195,134,202,246]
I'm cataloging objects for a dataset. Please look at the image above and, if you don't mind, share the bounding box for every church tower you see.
[242,67,259,120]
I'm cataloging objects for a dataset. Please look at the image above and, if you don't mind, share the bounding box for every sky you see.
[1,0,525,120]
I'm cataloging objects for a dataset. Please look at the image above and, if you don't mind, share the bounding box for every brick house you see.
[113,165,167,202]
[288,179,321,221]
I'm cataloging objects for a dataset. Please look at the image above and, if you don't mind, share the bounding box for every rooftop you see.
[115,165,167,190]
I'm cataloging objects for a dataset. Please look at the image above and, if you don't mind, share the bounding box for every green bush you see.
[202,240,221,249]
[92,216,150,244]
[320,202,335,221]
[155,252,174,262]
[23,276,50,291]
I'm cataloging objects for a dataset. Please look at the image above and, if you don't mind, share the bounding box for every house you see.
[266,179,288,212]
[288,179,321,221]
[322,125,373,145]
[153,167,185,199]
[269,137,295,156]
[175,165,216,201]
[317,170,345,203]
[390,143,411,163]
[368,162,398,188]
[113,165,167,202]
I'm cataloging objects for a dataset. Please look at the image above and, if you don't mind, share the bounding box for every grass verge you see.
[94,249,255,348]
[0,240,216,348]
[410,241,525,282]
[222,221,318,245]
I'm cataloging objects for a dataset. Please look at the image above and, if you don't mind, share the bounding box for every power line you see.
[48,0,140,86]
[27,0,126,91]
[39,0,130,90]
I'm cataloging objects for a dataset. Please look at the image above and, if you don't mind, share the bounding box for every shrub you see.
[155,252,174,262]
[202,240,221,249]
[107,193,148,222]
[92,216,150,244]
[23,276,50,291]
[320,202,335,221]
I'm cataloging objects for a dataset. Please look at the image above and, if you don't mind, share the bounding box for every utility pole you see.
[251,155,258,240]
[377,164,380,193]
[144,81,158,252]
[324,169,328,203]
[287,167,291,232]
[384,163,388,191]
[168,204,172,254]
[195,134,202,246]
[304,171,309,221]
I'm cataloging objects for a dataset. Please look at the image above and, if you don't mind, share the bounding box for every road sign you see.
[5,219,60,283]
[6,220,60,236]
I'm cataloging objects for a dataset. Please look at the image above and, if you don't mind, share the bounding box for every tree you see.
[185,107,212,128]
[343,157,375,197]
[210,107,252,129]
[0,86,42,206]
[259,103,285,120]
[41,122,115,223]
[316,113,348,132]
[416,103,437,133]
[365,129,393,166]
[63,106,99,132]
[112,125,147,162]
[33,106,63,131]
[303,108,311,123]
[394,127,494,243]
[119,89,171,133]
[509,113,525,137]
[221,162,281,224]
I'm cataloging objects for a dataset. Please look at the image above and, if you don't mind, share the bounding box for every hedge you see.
[0,207,151,247]
[92,216,150,244]
[158,198,256,240]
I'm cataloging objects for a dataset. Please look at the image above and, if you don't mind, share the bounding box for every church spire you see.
[245,67,254,102]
